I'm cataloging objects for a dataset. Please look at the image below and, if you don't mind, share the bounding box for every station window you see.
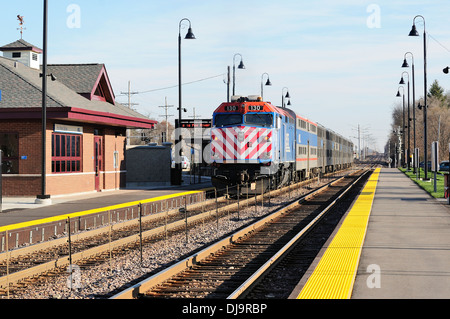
[51,133,82,173]
[0,133,19,174]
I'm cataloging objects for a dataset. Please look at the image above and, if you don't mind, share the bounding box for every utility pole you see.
[188,107,202,120]
[120,81,139,110]
[120,81,139,146]
[159,97,174,142]
[358,124,361,160]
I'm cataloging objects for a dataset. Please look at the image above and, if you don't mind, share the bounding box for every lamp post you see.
[282,87,290,108]
[36,0,51,204]
[402,52,416,173]
[174,18,195,185]
[396,86,406,167]
[261,73,272,101]
[399,71,411,171]
[409,15,429,180]
[232,53,245,97]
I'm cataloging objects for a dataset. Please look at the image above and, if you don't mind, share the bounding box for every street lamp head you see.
[285,91,290,99]
[396,90,401,97]
[399,77,405,85]
[402,58,409,68]
[443,66,449,74]
[238,60,245,69]
[265,78,272,86]
[409,24,419,36]
[185,27,196,39]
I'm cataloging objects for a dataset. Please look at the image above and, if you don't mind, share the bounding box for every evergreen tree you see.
[428,79,445,102]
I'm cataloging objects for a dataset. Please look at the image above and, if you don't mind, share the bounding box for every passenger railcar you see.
[210,95,353,194]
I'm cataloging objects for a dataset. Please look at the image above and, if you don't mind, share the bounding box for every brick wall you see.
[1,119,127,197]
[0,119,42,196]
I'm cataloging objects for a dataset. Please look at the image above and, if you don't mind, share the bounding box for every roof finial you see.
[17,15,26,39]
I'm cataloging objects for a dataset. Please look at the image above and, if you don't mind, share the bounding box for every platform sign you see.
[178,119,212,129]
[177,119,212,141]
[414,148,420,178]
[432,141,439,193]
[432,141,439,172]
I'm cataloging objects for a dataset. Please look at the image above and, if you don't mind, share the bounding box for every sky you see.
[2,0,450,152]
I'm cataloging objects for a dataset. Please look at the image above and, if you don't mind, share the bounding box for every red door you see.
[94,136,103,192]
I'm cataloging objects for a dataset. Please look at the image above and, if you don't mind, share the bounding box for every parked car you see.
[171,155,190,170]
[419,161,432,170]
[440,160,449,172]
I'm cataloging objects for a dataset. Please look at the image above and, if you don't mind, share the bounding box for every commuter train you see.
[210,95,354,194]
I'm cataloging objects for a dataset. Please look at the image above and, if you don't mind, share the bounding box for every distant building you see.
[0,39,157,197]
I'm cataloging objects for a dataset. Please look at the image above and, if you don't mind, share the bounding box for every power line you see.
[428,33,450,54]
[117,73,225,96]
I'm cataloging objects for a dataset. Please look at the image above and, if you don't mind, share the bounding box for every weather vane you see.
[17,15,26,39]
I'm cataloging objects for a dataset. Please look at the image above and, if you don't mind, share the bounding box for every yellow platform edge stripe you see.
[297,168,381,299]
[0,189,209,233]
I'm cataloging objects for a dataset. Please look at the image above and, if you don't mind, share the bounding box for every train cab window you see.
[214,114,242,127]
[244,114,273,127]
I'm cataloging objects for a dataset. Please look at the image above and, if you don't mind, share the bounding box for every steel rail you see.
[110,170,360,299]
[0,171,341,292]
[227,169,371,299]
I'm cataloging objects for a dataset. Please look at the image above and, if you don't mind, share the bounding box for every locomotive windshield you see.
[214,114,242,127]
[244,113,273,127]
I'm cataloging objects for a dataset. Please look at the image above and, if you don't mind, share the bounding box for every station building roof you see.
[0,39,156,129]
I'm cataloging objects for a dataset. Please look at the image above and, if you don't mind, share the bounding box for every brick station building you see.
[0,39,156,197]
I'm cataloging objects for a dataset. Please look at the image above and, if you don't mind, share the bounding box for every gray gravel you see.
[9,178,335,299]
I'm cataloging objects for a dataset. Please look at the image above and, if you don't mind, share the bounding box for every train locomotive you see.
[210,95,354,194]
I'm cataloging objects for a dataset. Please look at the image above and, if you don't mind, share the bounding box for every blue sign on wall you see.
[0,90,2,101]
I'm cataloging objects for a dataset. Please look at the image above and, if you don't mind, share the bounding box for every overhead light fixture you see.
[409,24,419,36]
[185,27,196,39]
[402,59,409,68]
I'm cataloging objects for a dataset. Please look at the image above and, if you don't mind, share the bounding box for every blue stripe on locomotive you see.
[278,114,296,163]
[297,129,318,147]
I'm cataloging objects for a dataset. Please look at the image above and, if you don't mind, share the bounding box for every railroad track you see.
[0,170,345,298]
[111,168,372,299]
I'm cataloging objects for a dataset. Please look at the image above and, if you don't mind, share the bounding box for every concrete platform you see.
[0,174,212,228]
[352,168,450,298]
